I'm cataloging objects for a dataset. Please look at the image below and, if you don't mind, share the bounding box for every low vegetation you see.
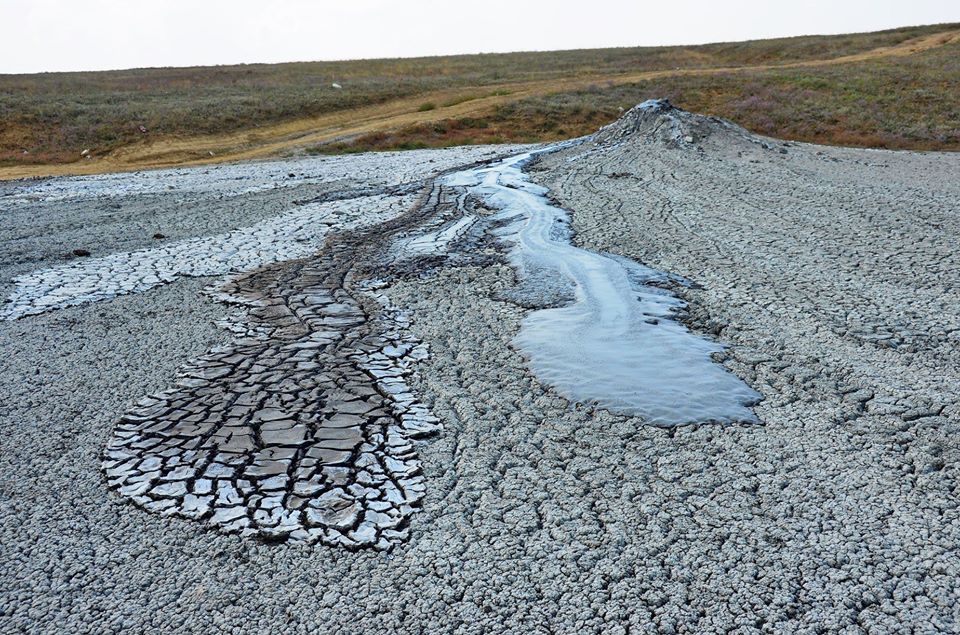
[1,23,957,168]
[320,32,960,153]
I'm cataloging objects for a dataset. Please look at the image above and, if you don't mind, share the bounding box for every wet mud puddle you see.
[442,148,760,425]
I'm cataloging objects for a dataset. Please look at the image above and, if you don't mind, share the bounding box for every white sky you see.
[2,0,957,74]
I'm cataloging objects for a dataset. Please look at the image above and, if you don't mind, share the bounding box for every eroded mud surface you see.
[2,145,526,550]
[3,107,959,633]
[2,129,763,553]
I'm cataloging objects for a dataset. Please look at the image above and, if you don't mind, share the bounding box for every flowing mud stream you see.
[441,148,760,425]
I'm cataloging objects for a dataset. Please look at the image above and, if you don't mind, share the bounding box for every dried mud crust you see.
[521,104,960,631]
[2,112,960,634]
[98,156,523,549]
[103,237,434,550]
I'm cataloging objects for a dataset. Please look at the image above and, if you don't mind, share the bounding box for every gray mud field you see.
[1,107,959,634]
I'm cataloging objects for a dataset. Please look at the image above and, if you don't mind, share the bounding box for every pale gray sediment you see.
[0,147,526,316]
[2,106,960,633]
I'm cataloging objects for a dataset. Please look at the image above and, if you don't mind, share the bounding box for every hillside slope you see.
[1,23,958,179]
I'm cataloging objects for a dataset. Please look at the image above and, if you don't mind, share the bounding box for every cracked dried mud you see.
[1,105,958,633]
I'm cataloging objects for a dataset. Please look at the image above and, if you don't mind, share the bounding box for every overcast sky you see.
[2,0,957,74]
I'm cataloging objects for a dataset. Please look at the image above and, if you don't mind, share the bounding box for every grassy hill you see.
[1,23,958,177]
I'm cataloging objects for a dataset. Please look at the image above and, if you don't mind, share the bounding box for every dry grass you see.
[320,33,960,154]
[1,22,957,171]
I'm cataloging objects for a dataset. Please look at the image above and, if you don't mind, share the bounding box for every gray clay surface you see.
[2,106,959,633]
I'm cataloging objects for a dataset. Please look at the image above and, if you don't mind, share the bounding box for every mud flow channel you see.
[443,147,760,425]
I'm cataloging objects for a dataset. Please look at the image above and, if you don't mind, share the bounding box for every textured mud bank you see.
[1,133,762,553]
[2,105,959,634]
